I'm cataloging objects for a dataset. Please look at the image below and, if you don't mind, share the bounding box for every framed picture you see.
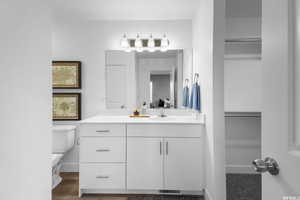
[52,61,81,89]
[53,93,81,121]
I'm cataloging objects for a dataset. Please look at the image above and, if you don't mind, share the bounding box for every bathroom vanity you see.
[79,115,205,196]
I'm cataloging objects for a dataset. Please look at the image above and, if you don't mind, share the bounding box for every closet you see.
[224,37,262,174]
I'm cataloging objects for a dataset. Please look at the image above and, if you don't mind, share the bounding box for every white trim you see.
[226,165,258,174]
[61,162,79,172]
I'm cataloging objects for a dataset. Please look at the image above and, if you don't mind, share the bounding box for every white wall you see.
[226,17,261,39]
[53,19,192,171]
[0,0,52,199]
[224,59,262,112]
[193,0,226,199]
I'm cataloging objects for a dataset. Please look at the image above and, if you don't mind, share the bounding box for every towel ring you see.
[185,78,189,86]
[194,73,199,83]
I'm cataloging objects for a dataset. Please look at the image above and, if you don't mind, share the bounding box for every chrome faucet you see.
[158,108,167,118]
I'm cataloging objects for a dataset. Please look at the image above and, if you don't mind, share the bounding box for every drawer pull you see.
[96,175,109,179]
[96,130,110,133]
[96,149,110,152]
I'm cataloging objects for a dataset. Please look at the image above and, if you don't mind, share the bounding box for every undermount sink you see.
[149,115,194,121]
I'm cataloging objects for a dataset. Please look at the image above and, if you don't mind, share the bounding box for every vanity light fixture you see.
[120,33,170,52]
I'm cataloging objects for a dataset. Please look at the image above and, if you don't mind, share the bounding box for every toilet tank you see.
[52,125,76,153]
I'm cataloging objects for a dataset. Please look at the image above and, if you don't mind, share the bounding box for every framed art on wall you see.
[52,61,81,89]
[53,93,81,121]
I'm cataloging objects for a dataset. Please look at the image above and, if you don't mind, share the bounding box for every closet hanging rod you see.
[224,112,261,118]
[225,37,261,43]
[225,115,261,118]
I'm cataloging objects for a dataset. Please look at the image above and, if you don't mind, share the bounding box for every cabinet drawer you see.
[80,124,125,137]
[80,163,125,189]
[127,124,203,138]
[80,137,125,163]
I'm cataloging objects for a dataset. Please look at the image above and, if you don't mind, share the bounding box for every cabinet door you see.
[106,65,127,109]
[164,138,204,191]
[127,137,163,190]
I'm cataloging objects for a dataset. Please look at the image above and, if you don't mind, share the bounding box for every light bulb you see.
[161,34,169,49]
[148,34,155,47]
[120,34,129,49]
[135,34,142,48]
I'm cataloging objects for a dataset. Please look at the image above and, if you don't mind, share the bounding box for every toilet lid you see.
[53,125,76,132]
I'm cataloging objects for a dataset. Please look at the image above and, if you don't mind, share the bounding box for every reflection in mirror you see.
[136,50,180,109]
[105,49,193,110]
[150,73,171,108]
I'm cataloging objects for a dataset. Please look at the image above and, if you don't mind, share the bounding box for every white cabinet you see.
[164,138,203,191]
[127,125,204,192]
[127,138,164,190]
[106,65,127,109]
[80,122,204,195]
[80,163,125,189]
[80,137,126,163]
[105,51,136,110]
[79,123,126,195]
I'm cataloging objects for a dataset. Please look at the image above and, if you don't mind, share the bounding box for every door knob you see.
[252,157,279,175]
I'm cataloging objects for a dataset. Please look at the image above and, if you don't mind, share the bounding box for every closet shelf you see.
[225,112,261,118]
[225,37,262,43]
[224,54,261,60]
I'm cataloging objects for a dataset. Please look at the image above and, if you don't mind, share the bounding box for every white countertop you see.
[80,115,205,125]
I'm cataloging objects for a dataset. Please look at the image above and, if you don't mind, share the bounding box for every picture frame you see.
[53,93,81,121]
[52,61,81,89]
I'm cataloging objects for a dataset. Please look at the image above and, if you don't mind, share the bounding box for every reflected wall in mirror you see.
[105,49,193,110]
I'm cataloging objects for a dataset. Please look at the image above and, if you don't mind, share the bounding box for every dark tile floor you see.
[226,173,261,200]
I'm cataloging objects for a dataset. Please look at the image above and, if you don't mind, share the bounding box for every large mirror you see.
[105,49,193,109]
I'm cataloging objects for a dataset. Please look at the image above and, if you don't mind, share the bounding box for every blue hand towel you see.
[189,83,201,112]
[182,86,189,107]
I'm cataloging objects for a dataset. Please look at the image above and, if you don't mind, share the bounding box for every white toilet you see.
[52,125,76,189]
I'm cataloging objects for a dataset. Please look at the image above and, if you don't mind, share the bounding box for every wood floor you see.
[52,173,160,200]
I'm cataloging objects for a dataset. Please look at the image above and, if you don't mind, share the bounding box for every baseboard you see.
[61,162,79,172]
[226,165,258,174]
